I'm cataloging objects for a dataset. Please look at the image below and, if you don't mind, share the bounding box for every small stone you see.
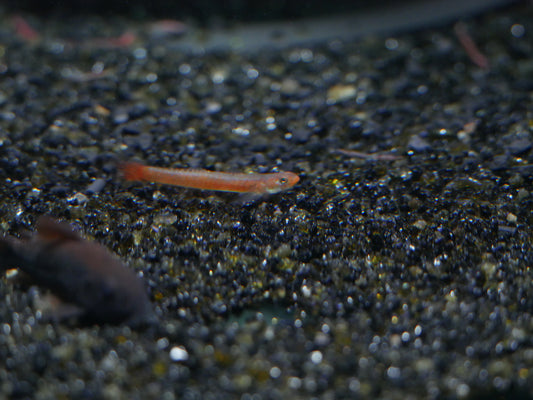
[169,346,189,362]
[327,84,356,104]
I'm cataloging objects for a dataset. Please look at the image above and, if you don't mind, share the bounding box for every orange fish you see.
[120,161,300,194]
[0,216,153,326]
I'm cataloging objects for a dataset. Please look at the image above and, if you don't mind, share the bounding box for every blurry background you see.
[3,0,368,20]
[2,0,516,23]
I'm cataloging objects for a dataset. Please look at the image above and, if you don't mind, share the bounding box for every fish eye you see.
[279,177,288,185]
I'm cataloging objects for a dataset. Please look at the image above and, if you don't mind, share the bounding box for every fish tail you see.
[119,162,146,182]
[0,236,22,271]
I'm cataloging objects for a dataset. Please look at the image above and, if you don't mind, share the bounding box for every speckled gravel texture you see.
[0,4,532,400]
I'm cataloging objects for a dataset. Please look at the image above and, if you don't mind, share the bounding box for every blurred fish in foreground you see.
[0,216,154,327]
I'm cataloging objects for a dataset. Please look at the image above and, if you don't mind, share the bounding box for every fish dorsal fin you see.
[36,216,81,242]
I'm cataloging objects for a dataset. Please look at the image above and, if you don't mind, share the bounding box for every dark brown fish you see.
[0,216,153,326]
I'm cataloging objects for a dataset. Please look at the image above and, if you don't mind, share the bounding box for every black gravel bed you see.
[0,4,532,400]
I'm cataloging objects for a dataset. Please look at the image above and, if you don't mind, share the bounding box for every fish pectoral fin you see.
[36,216,82,242]
[231,192,262,205]
[35,293,85,324]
